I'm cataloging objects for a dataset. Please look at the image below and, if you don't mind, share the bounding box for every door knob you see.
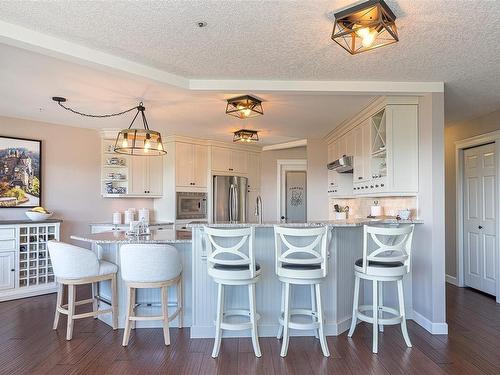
[478,225,483,229]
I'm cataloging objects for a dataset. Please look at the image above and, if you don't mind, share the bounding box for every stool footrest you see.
[356,305,402,326]
[216,309,261,331]
[278,309,321,331]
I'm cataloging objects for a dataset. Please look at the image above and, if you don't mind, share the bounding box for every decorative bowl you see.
[25,211,53,221]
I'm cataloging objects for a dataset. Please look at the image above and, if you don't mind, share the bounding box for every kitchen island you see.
[188,219,421,338]
[71,229,192,329]
[72,219,421,336]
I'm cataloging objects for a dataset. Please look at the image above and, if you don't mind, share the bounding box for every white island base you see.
[189,224,414,338]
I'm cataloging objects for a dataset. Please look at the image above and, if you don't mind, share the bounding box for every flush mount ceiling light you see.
[233,129,259,143]
[226,95,264,119]
[52,97,166,156]
[331,0,398,55]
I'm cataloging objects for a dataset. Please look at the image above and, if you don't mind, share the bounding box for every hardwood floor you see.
[0,284,498,374]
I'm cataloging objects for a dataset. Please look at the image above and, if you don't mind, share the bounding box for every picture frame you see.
[0,136,42,208]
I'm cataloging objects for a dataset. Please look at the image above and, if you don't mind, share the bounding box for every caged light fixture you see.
[331,0,398,55]
[225,95,264,119]
[233,129,259,143]
[52,97,166,156]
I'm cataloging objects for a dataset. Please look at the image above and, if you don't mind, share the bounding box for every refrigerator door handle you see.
[234,185,239,221]
[229,184,234,222]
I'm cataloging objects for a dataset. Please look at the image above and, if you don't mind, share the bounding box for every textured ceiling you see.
[0,0,499,123]
[0,44,375,145]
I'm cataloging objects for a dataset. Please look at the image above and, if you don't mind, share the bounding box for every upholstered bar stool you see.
[274,225,330,357]
[119,244,183,346]
[348,224,415,353]
[48,241,118,340]
[204,226,261,358]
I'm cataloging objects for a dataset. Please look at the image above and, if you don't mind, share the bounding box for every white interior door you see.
[463,143,497,295]
[278,161,307,222]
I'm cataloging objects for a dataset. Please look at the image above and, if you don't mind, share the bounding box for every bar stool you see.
[348,224,415,353]
[204,226,261,358]
[48,241,118,340]
[274,225,330,357]
[120,244,183,347]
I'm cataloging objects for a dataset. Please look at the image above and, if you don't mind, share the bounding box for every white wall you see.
[260,146,307,221]
[306,138,329,221]
[444,110,500,277]
[411,93,447,333]
[0,116,154,243]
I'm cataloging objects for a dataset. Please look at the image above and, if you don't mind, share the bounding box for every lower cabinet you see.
[0,252,15,291]
[0,222,60,302]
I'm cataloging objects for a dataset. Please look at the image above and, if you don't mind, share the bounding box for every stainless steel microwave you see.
[176,192,208,220]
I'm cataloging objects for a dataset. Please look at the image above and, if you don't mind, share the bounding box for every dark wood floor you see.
[0,284,499,374]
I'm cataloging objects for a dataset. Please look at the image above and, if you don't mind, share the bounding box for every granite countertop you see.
[71,229,191,244]
[89,221,173,227]
[0,218,63,225]
[187,218,422,228]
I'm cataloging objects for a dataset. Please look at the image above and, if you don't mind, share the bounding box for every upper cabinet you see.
[247,152,261,191]
[101,138,163,198]
[211,146,248,174]
[327,99,419,197]
[129,156,163,196]
[176,142,208,188]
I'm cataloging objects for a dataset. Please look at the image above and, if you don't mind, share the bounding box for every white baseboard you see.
[412,310,448,335]
[445,274,459,286]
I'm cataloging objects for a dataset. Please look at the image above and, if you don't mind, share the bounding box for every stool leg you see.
[280,282,291,357]
[248,283,261,357]
[372,280,378,353]
[315,283,330,357]
[161,285,171,346]
[212,283,224,358]
[348,275,360,337]
[177,277,183,329]
[378,282,384,333]
[397,279,412,348]
[111,275,118,330]
[311,284,318,339]
[92,282,98,319]
[131,288,136,330]
[276,283,284,339]
[66,284,75,341]
[122,286,133,346]
[53,282,63,330]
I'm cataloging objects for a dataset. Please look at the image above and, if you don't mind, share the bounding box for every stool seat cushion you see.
[214,263,261,271]
[282,263,321,270]
[354,258,404,268]
[99,260,118,276]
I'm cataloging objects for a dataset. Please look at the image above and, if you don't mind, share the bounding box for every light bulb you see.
[122,138,128,148]
[355,25,377,48]
[144,139,151,153]
[157,141,163,151]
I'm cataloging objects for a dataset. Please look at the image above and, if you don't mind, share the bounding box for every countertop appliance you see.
[213,175,248,222]
[327,155,353,173]
[176,192,207,220]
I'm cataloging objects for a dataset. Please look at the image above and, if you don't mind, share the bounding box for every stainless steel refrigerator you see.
[213,175,248,222]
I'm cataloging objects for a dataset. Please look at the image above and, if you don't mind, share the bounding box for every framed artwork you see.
[0,136,42,208]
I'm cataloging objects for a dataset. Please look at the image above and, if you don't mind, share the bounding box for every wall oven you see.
[176,192,208,220]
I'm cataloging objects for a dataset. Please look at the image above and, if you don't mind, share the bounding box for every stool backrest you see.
[48,241,99,279]
[362,225,415,273]
[204,226,256,278]
[274,225,329,277]
[120,244,182,283]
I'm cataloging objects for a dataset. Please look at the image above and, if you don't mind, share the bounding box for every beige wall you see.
[0,116,154,244]
[445,110,500,277]
[306,138,329,221]
[260,146,307,221]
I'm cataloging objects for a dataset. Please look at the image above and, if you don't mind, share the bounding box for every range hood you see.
[327,155,353,173]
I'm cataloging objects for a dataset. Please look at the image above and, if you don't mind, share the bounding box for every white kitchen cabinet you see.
[247,152,261,191]
[0,222,60,302]
[327,137,353,197]
[211,146,248,174]
[129,156,163,196]
[176,142,208,188]
[353,119,371,187]
[0,252,15,291]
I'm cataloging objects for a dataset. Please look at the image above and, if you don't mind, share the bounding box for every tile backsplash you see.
[329,196,418,220]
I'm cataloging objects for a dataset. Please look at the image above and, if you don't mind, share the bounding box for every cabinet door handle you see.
[479,225,483,229]
[358,177,363,180]
[10,269,15,272]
